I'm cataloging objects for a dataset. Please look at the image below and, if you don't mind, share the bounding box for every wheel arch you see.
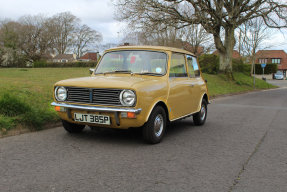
[202,93,209,104]
[196,93,209,112]
[145,101,170,123]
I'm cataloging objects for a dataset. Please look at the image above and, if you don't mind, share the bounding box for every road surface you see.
[1,88,287,192]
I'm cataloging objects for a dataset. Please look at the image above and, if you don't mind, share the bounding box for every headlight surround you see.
[55,86,67,101]
[120,90,136,106]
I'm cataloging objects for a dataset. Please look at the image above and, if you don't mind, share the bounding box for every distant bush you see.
[33,60,48,67]
[198,54,219,74]
[33,61,97,68]
[255,63,277,74]
[199,54,250,74]
[232,58,250,74]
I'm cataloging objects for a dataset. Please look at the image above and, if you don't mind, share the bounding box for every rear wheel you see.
[193,99,207,126]
[142,106,167,144]
[62,120,85,133]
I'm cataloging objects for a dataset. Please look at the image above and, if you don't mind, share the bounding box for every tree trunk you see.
[218,28,235,79]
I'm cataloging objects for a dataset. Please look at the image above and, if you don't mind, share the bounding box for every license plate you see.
[74,113,110,125]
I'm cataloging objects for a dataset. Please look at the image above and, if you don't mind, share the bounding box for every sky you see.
[0,0,124,44]
[0,0,286,52]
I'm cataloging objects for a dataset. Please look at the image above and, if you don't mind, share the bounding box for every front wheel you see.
[142,106,167,144]
[62,120,85,133]
[193,99,207,126]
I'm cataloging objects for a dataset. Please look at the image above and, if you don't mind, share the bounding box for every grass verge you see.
[203,72,277,98]
[0,68,277,135]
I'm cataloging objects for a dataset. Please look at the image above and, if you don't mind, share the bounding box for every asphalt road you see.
[267,79,287,88]
[1,88,287,192]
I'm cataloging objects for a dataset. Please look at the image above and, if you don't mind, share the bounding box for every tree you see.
[121,24,212,56]
[18,15,55,61]
[115,0,287,76]
[50,12,80,54]
[0,20,21,50]
[73,24,102,58]
[178,24,213,55]
[239,18,272,75]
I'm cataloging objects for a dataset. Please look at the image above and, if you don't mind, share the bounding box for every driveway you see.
[0,88,287,192]
[267,79,287,88]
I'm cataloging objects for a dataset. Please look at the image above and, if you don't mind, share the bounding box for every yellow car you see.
[52,46,209,144]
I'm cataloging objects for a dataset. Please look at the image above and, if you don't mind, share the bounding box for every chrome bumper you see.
[51,102,142,114]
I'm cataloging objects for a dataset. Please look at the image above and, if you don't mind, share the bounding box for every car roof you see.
[105,46,196,57]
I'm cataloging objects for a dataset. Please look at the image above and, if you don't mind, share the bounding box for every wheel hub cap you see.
[200,105,206,121]
[154,114,164,137]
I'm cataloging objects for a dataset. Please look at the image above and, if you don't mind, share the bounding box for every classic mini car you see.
[51,46,209,144]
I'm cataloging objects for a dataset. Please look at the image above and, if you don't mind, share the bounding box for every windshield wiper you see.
[135,72,162,76]
[103,70,133,74]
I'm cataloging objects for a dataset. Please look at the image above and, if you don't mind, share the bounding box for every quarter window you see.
[169,53,187,77]
[186,55,200,77]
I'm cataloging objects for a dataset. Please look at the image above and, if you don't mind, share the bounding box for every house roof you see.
[53,54,75,60]
[80,52,98,60]
[182,42,204,56]
[255,50,287,58]
[255,50,287,70]
[213,50,241,59]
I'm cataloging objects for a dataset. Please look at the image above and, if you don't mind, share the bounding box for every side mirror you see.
[89,68,95,75]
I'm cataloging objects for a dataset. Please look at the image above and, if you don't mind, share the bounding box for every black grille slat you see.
[66,87,122,106]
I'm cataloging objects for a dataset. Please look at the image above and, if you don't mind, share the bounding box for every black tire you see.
[62,120,85,133]
[193,99,207,126]
[142,106,167,144]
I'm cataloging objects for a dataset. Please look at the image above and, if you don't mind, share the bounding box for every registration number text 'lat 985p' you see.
[74,113,110,125]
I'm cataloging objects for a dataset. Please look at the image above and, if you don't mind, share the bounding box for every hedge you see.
[254,63,277,74]
[33,60,98,68]
[198,54,250,74]
[198,54,219,74]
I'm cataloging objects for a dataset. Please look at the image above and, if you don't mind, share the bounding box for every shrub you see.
[0,93,30,117]
[33,60,48,67]
[198,54,219,74]
[22,107,55,130]
[255,63,277,74]
[33,61,97,68]
[0,116,16,132]
[199,54,250,74]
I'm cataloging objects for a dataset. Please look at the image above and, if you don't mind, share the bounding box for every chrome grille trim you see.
[66,87,122,106]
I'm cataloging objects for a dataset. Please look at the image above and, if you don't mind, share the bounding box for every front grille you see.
[67,87,122,106]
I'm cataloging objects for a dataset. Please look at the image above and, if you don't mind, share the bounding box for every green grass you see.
[0,68,277,133]
[0,68,90,132]
[203,72,277,97]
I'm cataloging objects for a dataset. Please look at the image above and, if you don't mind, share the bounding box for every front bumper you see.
[51,102,142,114]
[51,102,142,127]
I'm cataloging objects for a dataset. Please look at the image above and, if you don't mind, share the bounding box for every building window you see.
[258,58,268,64]
[272,58,281,64]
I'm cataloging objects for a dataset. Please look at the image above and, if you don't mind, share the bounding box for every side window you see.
[186,55,195,78]
[186,55,200,77]
[169,53,187,77]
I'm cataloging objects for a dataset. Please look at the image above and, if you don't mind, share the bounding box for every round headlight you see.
[120,90,136,106]
[55,86,67,101]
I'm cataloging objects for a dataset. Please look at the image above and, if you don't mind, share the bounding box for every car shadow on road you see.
[61,118,198,145]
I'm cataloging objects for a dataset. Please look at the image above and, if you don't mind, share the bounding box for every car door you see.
[167,53,193,120]
[186,54,203,112]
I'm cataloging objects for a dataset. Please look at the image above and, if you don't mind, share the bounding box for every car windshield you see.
[95,50,167,75]
[276,71,283,75]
